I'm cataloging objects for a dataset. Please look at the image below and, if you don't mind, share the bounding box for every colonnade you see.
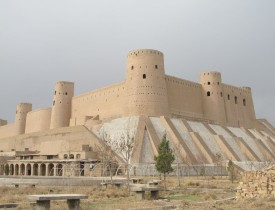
[2,162,69,177]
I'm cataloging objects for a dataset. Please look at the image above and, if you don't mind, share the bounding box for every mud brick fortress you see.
[0,49,274,177]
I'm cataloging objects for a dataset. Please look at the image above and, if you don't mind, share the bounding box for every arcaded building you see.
[0,49,274,177]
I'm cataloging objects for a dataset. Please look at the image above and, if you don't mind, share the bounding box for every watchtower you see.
[14,103,32,135]
[200,71,226,124]
[125,49,168,116]
[50,81,74,129]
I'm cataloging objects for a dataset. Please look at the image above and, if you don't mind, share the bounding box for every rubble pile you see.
[236,165,275,199]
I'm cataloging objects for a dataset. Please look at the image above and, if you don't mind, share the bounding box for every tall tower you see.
[125,49,168,116]
[200,71,226,124]
[14,103,32,135]
[50,81,74,129]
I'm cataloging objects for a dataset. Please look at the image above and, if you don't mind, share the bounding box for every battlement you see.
[127,49,163,58]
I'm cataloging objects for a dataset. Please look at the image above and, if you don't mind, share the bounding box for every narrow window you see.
[243,99,246,106]
[155,65,158,69]
[143,74,146,79]
[207,91,210,96]
[207,82,210,85]
[131,65,134,70]
[65,92,68,95]
[235,96,237,104]
[54,91,56,95]
[217,82,220,85]
[228,94,230,100]
[220,92,223,97]
[53,101,55,106]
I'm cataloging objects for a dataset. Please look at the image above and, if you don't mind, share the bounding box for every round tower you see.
[200,71,226,124]
[14,103,32,135]
[125,49,168,116]
[50,81,74,129]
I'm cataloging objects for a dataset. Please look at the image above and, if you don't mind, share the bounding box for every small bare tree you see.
[95,143,117,184]
[97,131,119,185]
[112,131,135,191]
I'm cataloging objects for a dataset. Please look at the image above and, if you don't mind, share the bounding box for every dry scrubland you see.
[0,176,274,210]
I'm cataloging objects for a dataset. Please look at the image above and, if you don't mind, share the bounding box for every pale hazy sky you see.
[0,0,274,126]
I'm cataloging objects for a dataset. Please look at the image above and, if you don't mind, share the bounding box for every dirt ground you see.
[0,176,274,210]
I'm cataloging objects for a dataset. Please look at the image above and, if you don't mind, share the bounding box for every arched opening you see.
[33,164,39,176]
[57,164,62,176]
[48,163,54,176]
[20,164,25,176]
[63,154,68,159]
[235,96,238,104]
[76,154,81,159]
[69,154,74,159]
[26,164,31,176]
[227,94,230,100]
[10,164,14,176]
[40,164,46,176]
[15,164,19,176]
[207,91,210,96]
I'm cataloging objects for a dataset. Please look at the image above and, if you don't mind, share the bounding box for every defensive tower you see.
[50,81,74,129]
[14,103,32,135]
[200,71,226,124]
[125,49,168,116]
[0,119,7,126]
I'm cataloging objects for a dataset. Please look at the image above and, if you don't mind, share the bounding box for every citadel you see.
[0,49,274,177]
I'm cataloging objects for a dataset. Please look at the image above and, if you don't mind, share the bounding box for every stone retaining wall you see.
[236,165,275,199]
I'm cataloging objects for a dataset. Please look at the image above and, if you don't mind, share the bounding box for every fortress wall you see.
[0,126,102,155]
[25,108,52,134]
[0,124,15,139]
[71,82,126,125]
[165,75,204,119]
[222,84,256,127]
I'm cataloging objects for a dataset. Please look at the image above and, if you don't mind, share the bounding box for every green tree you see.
[227,160,235,183]
[154,134,175,190]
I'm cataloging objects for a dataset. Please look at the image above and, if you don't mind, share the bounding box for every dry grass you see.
[0,176,274,210]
